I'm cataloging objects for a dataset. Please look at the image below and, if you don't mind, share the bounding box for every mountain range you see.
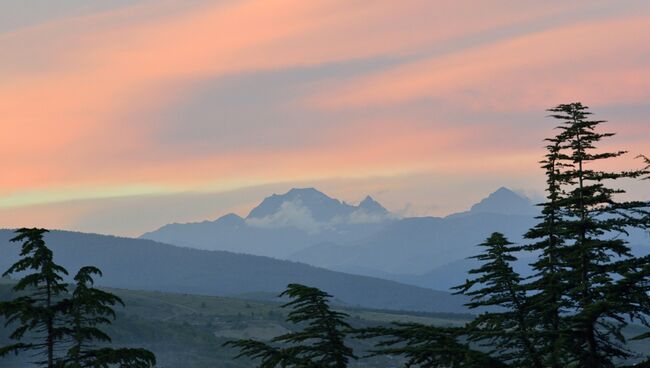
[141,188,395,258]
[2,187,646,315]
[142,187,649,291]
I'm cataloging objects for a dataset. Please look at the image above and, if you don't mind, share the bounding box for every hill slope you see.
[0,230,465,313]
[289,212,538,275]
[2,283,646,368]
[0,281,473,368]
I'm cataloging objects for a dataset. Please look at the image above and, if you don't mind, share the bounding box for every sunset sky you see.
[1,0,649,236]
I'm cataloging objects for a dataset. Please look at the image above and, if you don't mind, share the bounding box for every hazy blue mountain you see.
[141,188,396,257]
[445,186,538,218]
[358,195,389,215]
[141,187,648,291]
[289,212,538,275]
[247,187,356,222]
[290,187,648,287]
[141,213,315,257]
[470,186,536,214]
[0,230,465,313]
[288,187,538,274]
[142,187,539,276]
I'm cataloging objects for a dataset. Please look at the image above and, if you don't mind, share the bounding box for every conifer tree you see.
[0,229,156,367]
[0,228,69,367]
[351,104,650,368]
[641,155,650,180]
[62,266,156,368]
[355,323,506,368]
[523,136,571,368]
[546,102,650,367]
[453,232,543,368]
[226,283,355,368]
[638,154,650,346]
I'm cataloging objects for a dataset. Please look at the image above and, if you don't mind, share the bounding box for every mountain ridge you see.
[469,186,537,215]
[141,188,397,257]
[139,186,564,290]
[0,229,466,313]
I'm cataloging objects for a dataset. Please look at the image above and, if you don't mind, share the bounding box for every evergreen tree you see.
[348,104,650,368]
[226,283,355,368]
[0,229,156,367]
[355,323,506,368]
[641,154,650,166]
[547,102,650,367]
[0,228,69,367]
[453,232,543,368]
[523,135,572,368]
[62,266,156,368]
[641,154,650,180]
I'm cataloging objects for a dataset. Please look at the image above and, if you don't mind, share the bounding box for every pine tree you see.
[355,323,506,368]
[641,155,650,180]
[453,232,543,368]
[523,135,571,368]
[547,102,650,367]
[636,154,650,347]
[0,228,69,367]
[352,104,650,368]
[0,229,156,367]
[62,266,156,368]
[226,283,355,368]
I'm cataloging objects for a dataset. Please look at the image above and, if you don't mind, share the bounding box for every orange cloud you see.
[1,0,575,192]
[1,0,649,235]
[306,12,650,112]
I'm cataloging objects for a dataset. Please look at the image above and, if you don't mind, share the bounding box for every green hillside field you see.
[2,279,648,367]
[0,280,472,367]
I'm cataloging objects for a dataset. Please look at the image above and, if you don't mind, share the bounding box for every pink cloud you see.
[306,13,650,112]
[1,0,648,228]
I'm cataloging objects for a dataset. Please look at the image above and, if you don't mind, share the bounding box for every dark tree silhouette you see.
[62,266,156,368]
[357,104,650,367]
[226,283,355,368]
[640,154,650,181]
[0,228,69,367]
[523,135,572,368]
[453,232,543,368]
[545,102,650,367]
[0,228,156,368]
[355,323,506,368]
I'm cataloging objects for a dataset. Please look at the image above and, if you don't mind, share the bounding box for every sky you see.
[1,0,649,237]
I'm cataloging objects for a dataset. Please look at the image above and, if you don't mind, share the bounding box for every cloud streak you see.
[1,0,649,234]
